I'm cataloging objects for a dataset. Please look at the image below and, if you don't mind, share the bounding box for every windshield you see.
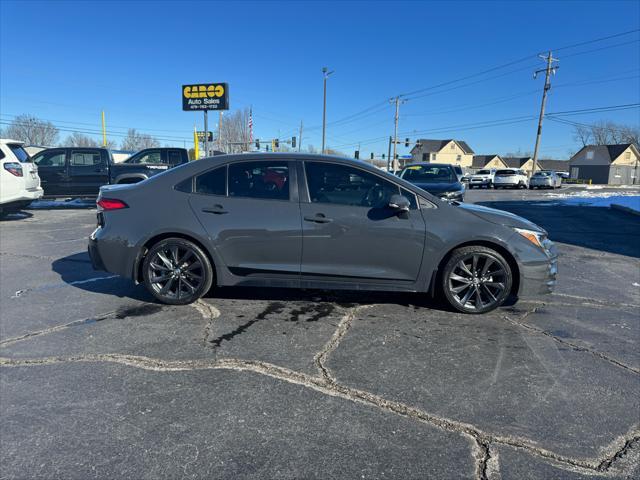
[8,144,31,163]
[533,171,550,177]
[477,170,491,175]
[495,169,516,175]
[400,165,456,183]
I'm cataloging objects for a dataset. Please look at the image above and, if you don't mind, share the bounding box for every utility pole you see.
[218,111,223,152]
[298,120,303,152]
[532,51,559,175]
[203,111,209,157]
[390,96,406,173]
[387,136,392,172]
[321,66,334,153]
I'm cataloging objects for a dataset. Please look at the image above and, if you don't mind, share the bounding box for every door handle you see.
[304,214,333,223]
[202,205,228,215]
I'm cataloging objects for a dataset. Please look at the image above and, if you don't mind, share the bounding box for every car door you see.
[68,149,109,195]
[188,160,302,278]
[300,161,426,282]
[31,149,68,196]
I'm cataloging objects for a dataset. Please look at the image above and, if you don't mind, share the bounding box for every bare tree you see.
[4,114,59,146]
[120,129,160,151]
[572,121,639,148]
[573,125,592,147]
[62,132,99,147]
[306,144,318,154]
[218,108,250,154]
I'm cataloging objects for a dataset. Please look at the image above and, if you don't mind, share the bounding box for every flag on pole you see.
[248,107,253,143]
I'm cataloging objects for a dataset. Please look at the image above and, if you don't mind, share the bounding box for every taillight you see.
[3,162,23,177]
[97,198,128,211]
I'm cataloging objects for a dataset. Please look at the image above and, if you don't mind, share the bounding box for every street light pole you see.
[321,67,334,154]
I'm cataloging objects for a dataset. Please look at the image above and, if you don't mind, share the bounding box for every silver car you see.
[88,153,557,314]
[529,171,562,189]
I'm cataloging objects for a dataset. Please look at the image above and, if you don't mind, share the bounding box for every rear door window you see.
[71,150,103,166]
[8,144,31,162]
[195,166,226,195]
[167,150,183,165]
[228,161,289,200]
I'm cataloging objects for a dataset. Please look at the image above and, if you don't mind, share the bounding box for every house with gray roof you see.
[569,144,639,184]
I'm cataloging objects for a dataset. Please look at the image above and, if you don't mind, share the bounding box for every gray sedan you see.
[89,153,557,314]
[529,170,562,189]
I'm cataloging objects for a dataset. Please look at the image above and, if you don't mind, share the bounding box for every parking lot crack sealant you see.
[314,303,374,383]
[503,306,640,375]
[1,353,638,476]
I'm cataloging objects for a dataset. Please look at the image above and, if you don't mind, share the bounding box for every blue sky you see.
[1,0,639,158]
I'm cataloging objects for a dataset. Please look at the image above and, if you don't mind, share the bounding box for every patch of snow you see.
[28,199,95,209]
[560,195,640,210]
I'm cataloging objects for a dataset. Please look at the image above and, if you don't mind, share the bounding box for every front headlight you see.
[514,227,546,249]
[444,189,464,198]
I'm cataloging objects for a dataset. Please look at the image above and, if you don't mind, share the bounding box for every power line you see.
[551,28,640,52]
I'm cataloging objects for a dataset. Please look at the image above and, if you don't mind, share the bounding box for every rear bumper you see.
[88,225,137,278]
[88,235,106,272]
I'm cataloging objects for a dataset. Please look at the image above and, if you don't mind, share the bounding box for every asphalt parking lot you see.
[1,186,639,479]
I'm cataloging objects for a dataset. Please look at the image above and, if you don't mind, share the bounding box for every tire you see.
[440,246,513,314]
[142,238,214,305]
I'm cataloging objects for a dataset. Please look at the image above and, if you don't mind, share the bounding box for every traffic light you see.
[255,140,260,149]
[271,140,276,151]
[405,138,410,147]
[291,136,296,149]
[274,139,279,148]
[382,154,385,160]
[266,144,270,152]
[354,150,359,159]
[370,153,374,160]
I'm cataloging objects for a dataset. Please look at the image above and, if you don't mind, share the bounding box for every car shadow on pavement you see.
[478,201,640,258]
[208,286,462,313]
[0,211,34,221]
[51,252,153,302]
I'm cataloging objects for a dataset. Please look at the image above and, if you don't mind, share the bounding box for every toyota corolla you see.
[88,154,557,314]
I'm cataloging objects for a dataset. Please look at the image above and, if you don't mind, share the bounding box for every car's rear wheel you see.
[142,238,213,305]
[441,246,512,314]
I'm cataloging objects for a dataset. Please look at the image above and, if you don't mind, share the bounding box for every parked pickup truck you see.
[32,147,189,196]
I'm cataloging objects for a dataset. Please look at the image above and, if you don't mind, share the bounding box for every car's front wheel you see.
[142,238,214,305]
[441,246,513,314]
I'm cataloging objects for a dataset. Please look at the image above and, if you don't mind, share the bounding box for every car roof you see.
[400,162,453,168]
[0,139,25,145]
[156,152,437,200]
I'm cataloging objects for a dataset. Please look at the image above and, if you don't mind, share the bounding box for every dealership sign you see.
[182,83,229,111]
[196,131,213,141]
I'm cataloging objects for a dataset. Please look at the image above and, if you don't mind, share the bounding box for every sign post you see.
[182,83,229,158]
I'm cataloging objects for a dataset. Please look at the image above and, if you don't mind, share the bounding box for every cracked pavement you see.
[1,190,639,479]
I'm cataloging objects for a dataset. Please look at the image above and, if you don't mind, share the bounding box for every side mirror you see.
[389,194,410,212]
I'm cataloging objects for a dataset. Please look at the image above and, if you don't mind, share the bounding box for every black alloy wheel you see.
[143,238,214,305]
[441,246,512,314]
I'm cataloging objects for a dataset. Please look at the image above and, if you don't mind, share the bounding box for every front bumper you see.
[470,178,491,186]
[517,241,558,297]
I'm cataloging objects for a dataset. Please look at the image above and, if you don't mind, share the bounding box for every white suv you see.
[493,169,529,189]
[468,169,496,189]
[0,139,44,215]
